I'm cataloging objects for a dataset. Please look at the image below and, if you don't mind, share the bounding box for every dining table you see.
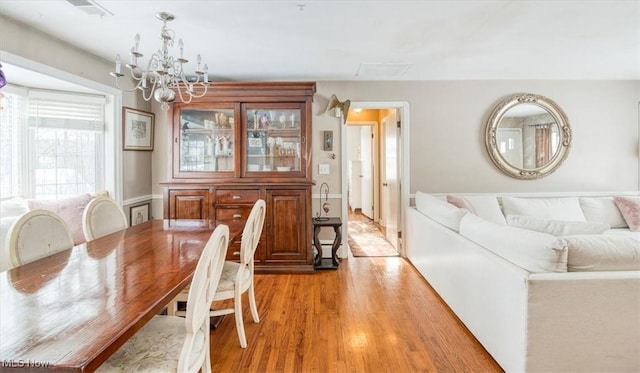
[0,219,242,372]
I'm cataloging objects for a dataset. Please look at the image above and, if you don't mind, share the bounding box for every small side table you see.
[312,217,342,269]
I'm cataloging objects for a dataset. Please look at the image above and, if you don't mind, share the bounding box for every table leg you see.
[331,225,342,267]
[313,224,322,266]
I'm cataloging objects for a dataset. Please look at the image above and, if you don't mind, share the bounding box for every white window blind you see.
[28,90,105,131]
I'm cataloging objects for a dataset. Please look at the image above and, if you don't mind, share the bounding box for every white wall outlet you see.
[318,164,330,175]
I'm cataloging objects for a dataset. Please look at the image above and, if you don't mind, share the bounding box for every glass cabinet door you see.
[178,108,235,175]
[244,105,304,175]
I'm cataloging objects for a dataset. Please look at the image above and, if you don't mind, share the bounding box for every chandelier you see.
[110,11,208,110]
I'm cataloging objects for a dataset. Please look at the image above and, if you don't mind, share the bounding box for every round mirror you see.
[485,93,571,179]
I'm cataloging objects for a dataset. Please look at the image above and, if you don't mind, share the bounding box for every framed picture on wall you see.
[130,203,150,226]
[123,107,155,151]
[323,130,333,151]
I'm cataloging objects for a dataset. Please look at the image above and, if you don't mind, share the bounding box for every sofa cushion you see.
[459,213,568,273]
[613,196,640,232]
[0,197,29,219]
[579,197,628,228]
[502,196,586,222]
[28,193,93,245]
[1,216,19,272]
[564,235,640,271]
[415,191,467,232]
[446,195,506,225]
[506,215,610,236]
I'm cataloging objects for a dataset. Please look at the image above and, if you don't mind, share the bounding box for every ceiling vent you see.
[357,63,412,78]
[66,0,113,16]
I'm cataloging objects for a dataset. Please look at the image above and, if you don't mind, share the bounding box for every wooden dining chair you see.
[167,199,266,348]
[97,224,229,373]
[5,209,74,270]
[82,195,128,241]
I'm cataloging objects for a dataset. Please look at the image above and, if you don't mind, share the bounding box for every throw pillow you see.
[446,195,506,225]
[564,235,640,271]
[501,196,587,222]
[459,213,568,273]
[415,191,467,232]
[28,193,93,245]
[613,196,640,231]
[506,215,610,236]
[579,197,628,228]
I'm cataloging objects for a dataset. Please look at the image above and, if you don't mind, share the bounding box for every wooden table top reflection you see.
[0,219,240,372]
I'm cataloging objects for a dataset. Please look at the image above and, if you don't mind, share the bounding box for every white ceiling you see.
[1,0,639,86]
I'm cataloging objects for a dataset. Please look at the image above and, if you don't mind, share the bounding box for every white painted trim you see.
[122,194,154,207]
[312,194,342,199]
[412,191,640,199]
[1,51,124,204]
[342,101,410,257]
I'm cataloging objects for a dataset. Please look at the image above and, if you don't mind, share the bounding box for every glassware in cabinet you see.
[245,107,302,174]
[175,107,235,177]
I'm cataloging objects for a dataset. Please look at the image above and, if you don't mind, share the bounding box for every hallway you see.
[347,209,399,257]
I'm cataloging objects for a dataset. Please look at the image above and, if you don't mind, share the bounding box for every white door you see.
[349,160,362,210]
[382,111,399,249]
[360,125,373,219]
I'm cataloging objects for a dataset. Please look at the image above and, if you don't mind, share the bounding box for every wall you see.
[316,81,640,203]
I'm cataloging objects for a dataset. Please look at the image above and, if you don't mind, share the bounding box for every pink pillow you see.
[28,193,93,245]
[446,195,506,225]
[613,196,640,232]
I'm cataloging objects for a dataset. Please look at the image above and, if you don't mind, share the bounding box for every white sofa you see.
[405,192,640,373]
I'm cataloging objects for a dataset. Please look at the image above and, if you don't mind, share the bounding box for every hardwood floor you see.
[209,256,503,372]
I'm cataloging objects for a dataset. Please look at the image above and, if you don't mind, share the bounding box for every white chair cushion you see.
[446,195,506,225]
[502,196,587,222]
[460,213,568,273]
[97,316,204,372]
[579,197,628,228]
[415,191,467,232]
[564,235,640,271]
[506,215,610,236]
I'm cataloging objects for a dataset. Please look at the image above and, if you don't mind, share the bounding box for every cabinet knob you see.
[232,195,242,200]
[233,214,242,219]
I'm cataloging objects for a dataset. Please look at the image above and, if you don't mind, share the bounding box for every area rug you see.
[348,220,399,257]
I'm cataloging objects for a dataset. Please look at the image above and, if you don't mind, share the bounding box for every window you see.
[0,87,106,200]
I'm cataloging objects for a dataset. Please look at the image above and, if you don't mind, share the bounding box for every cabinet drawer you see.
[216,189,259,204]
[216,206,252,222]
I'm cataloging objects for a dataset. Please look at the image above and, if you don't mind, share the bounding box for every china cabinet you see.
[162,82,316,273]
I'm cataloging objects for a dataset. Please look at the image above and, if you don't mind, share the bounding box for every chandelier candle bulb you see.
[134,34,140,52]
[115,54,121,74]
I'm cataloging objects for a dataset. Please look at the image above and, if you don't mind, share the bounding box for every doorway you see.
[342,102,410,258]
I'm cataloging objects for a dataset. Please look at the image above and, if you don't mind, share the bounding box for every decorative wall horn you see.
[325,94,350,123]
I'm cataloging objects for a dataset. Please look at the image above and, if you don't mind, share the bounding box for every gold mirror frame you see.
[485,93,571,180]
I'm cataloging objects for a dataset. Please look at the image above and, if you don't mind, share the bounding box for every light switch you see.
[318,164,330,175]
